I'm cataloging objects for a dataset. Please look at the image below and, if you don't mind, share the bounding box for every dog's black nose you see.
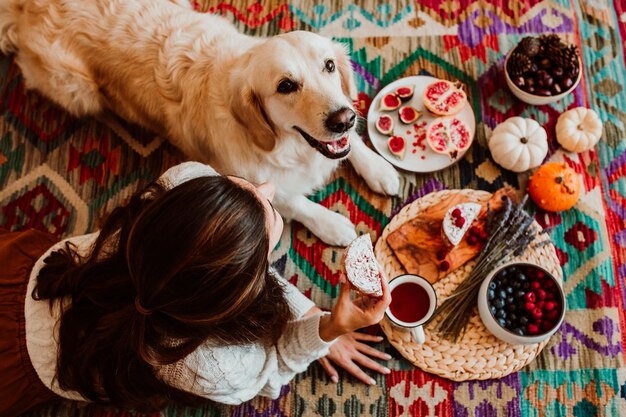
[326,108,356,134]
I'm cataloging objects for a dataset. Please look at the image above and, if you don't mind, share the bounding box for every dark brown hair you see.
[34,175,293,411]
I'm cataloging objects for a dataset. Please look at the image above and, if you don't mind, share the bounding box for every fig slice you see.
[387,135,406,159]
[398,106,421,124]
[379,93,402,111]
[375,114,394,135]
[395,85,414,102]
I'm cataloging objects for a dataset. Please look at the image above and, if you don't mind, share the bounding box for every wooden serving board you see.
[386,188,515,283]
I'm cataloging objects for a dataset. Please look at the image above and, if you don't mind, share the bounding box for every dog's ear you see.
[229,87,277,152]
[333,42,357,101]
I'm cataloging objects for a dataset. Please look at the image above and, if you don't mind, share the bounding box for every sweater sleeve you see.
[158,312,333,405]
[269,268,315,319]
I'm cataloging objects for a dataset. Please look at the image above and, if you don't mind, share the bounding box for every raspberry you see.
[531,307,543,319]
[439,260,450,271]
[545,292,555,301]
[451,208,462,217]
[435,248,447,261]
[546,309,559,320]
[530,281,541,290]
[536,301,545,310]
[537,289,546,301]
[525,292,536,303]
[527,324,539,334]
[525,302,536,311]
[537,270,545,279]
[454,217,466,228]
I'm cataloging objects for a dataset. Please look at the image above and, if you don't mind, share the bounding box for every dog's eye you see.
[277,79,298,94]
[325,59,335,73]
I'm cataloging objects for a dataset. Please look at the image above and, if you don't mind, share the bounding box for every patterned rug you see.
[4,0,626,416]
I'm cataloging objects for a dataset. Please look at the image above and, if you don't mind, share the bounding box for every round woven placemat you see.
[375,189,562,381]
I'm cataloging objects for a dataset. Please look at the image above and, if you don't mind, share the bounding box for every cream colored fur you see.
[0,0,400,246]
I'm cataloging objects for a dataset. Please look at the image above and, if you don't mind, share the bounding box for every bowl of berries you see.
[478,262,566,345]
[504,34,582,106]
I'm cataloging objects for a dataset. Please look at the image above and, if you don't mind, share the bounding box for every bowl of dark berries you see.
[478,262,566,345]
[504,34,581,106]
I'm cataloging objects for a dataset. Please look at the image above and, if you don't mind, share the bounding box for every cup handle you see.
[410,325,425,344]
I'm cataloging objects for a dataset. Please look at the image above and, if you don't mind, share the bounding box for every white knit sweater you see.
[24,162,333,405]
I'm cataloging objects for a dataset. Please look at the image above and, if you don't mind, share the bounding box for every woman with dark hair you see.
[0,162,391,415]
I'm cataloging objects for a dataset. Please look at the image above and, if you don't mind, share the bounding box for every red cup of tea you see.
[385,274,437,344]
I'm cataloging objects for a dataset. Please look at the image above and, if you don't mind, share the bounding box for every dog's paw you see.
[362,158,401,196]
[310,210,358,247]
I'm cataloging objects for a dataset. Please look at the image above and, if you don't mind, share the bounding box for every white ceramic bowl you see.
[478,261,566,345]
[504,50,582,106]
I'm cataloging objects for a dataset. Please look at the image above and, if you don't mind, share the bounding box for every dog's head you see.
[229,31,357,159]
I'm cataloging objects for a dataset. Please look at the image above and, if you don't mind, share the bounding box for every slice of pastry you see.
[442,202,481,246]
[342,234,383,297]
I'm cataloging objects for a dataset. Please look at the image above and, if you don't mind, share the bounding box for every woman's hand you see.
[319,272,391,342]
[319,332,391,385]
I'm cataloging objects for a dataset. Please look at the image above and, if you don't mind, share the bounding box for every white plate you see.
[367,75,476,173]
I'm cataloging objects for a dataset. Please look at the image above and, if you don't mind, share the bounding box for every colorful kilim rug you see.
[4,0,626,416]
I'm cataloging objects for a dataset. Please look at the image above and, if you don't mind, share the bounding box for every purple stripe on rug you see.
[606,198,626,221]
[351,60,380,90]
[390,178,447,219]
[452,373,521,417]
[551,320,622,359]
[603,148,626,179]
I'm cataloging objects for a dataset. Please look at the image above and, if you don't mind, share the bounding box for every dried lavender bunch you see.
[433,195,541,342]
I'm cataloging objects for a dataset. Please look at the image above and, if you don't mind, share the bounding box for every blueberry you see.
[518,273,527,282]
[514,328,525,336]
[506,286,514,295]
[489,282,497,290]
[519,316,529,325]
[508,267,518,275]
[505,319,512,328]
[494,299,505,309]
[496,309,507,319]
[498,290,507,299]
[512,281,521,289]
[498,318,507,327]
[490,305,497,316]
[509,313,518,322]
[506,296,515,305]
[515,290,526,299]
[522,281,531,290]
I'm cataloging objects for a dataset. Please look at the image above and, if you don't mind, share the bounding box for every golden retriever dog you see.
[0,0,400,246]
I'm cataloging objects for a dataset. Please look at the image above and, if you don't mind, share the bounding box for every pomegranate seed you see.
[532,308,543,319]
[435,248,447,261]
[525,302,536,311]
[452,208,462,217]
[439,260,450,271]
[467,235,478,245]
[544,301,556,311]
[455,217,466,228]
[525,292,536,303]
[530,281,541,290]
[546,309,559,320]
[537,289,546,301]
[527,324,539,334]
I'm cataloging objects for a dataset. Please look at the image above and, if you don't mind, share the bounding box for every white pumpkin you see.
[488,117,548,173]
[556,107,603,153]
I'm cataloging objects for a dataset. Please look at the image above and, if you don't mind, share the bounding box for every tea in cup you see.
[385,274,437,344]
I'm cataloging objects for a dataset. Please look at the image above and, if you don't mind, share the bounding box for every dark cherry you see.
[539,58,551,69]
[538,76,554,88]
[562,77,574,89]
[529,63,539,73]
[526,86,536,94]
[535,88,552,96]
[514,77,525,88]
[551,67,564,78]
[526,78,535,87]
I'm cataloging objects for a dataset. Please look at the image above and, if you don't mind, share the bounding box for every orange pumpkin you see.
[528,162,581,212]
